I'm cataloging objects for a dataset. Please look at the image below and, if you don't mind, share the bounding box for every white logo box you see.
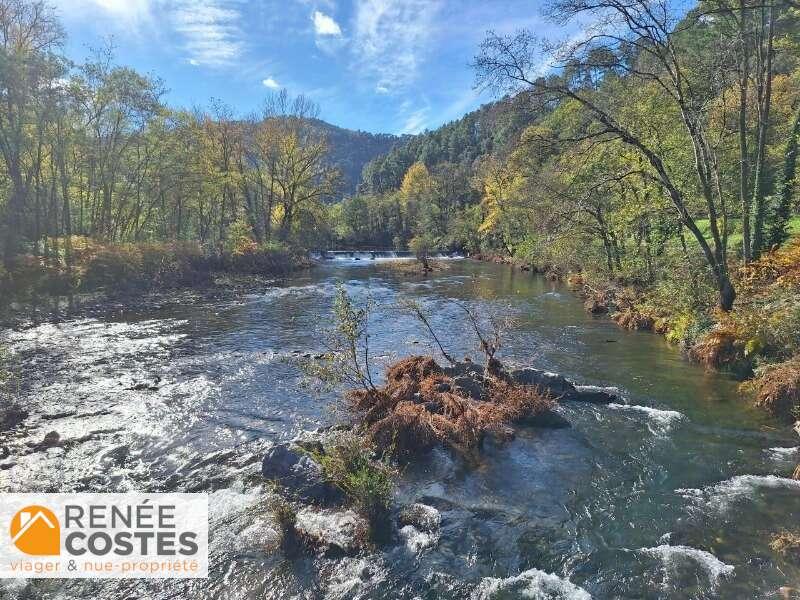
[0,493,208,579]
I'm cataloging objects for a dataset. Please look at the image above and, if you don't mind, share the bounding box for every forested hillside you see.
[359,94,538,195]
[309,120,403,197]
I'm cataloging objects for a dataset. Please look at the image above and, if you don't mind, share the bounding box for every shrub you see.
[349,356,555,456]
[611,308,654,331]
[689,324,751,373]
[270,495,300,554]
[307,432,397,542]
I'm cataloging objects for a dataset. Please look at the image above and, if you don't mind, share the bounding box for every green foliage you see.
[306,432,397,539]
[301,285,377,392]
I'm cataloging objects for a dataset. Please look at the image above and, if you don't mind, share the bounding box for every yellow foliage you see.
[400,162,434,207]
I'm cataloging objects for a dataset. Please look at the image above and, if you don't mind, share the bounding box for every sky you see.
[51,0,565,135]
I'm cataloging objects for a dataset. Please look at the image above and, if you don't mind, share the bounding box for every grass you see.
[770,531,800,563]
[692,216,800,253]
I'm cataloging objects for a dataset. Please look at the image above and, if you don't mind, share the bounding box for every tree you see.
[475,2,740,310]
[0,0,64,264]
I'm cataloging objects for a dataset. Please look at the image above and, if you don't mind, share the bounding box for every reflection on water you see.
[1,260,798,599]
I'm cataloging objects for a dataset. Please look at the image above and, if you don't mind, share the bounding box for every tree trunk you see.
[739,0,752,263]
[751,0,775,257]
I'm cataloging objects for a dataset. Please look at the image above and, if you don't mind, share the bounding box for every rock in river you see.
[261,442,342,505]
[0,403,28,432]
[510,368,617,404]
[398,503,441,533]
[294,507,367,556]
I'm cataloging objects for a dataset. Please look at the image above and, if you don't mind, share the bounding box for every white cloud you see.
[262,77,281,89]
[171,0,245,67]
[352,0,442,93]
[52,0,152,25]
[399,106,429,134]
[313,10,342,36]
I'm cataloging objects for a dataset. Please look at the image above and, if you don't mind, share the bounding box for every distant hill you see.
[308,119,407,197]
[359,94,539,194]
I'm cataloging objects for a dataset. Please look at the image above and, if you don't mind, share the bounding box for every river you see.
[1,258,798,599]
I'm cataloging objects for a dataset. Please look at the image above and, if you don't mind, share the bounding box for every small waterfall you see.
[313,249,463,262]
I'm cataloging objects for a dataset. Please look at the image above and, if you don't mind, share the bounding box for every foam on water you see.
[677,474,800,512]
[607,403,683,434]
[324,556,389,600]
[765,446,800,460]
[398,525,438,554]
[640,544,734,587]
[472,568,592,599]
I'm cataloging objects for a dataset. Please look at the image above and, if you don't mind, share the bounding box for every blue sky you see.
[52,0,560,134]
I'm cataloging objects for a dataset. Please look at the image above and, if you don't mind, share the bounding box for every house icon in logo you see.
[9,505,60,555]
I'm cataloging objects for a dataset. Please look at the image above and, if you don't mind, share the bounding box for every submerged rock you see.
[294,507,367,556]
[0,403,28,432]
[261,442,342,505]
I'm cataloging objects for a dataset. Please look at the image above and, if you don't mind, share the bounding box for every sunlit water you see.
[1,260,798,599]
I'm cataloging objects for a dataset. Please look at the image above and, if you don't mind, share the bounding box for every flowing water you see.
[1,259,798,599]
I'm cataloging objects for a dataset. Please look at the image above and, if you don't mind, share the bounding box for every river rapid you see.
[1,258,798,599]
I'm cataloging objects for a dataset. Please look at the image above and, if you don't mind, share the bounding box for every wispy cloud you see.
[399,105,430,134]
[313,10,342,36]
[52,0,153,26]
[172,0,245,67]
[262,76,281,89]
[352,0,442,93]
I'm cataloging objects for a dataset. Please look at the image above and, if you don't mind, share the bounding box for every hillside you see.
[308,120,406,197]
[359,93,539,194]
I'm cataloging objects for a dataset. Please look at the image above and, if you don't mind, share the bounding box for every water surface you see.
[1,260,798,599]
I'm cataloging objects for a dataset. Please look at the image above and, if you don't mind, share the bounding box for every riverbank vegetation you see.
[0,1,378,299]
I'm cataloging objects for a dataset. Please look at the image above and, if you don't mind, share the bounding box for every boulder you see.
[294,507,367,556]
[510,368,577,400]
[573,385,618,404]
[443,361,485,379]
[510,368,617,404]
[452,375,486,401]
[398,503,441,533]
[261,443,342,505]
